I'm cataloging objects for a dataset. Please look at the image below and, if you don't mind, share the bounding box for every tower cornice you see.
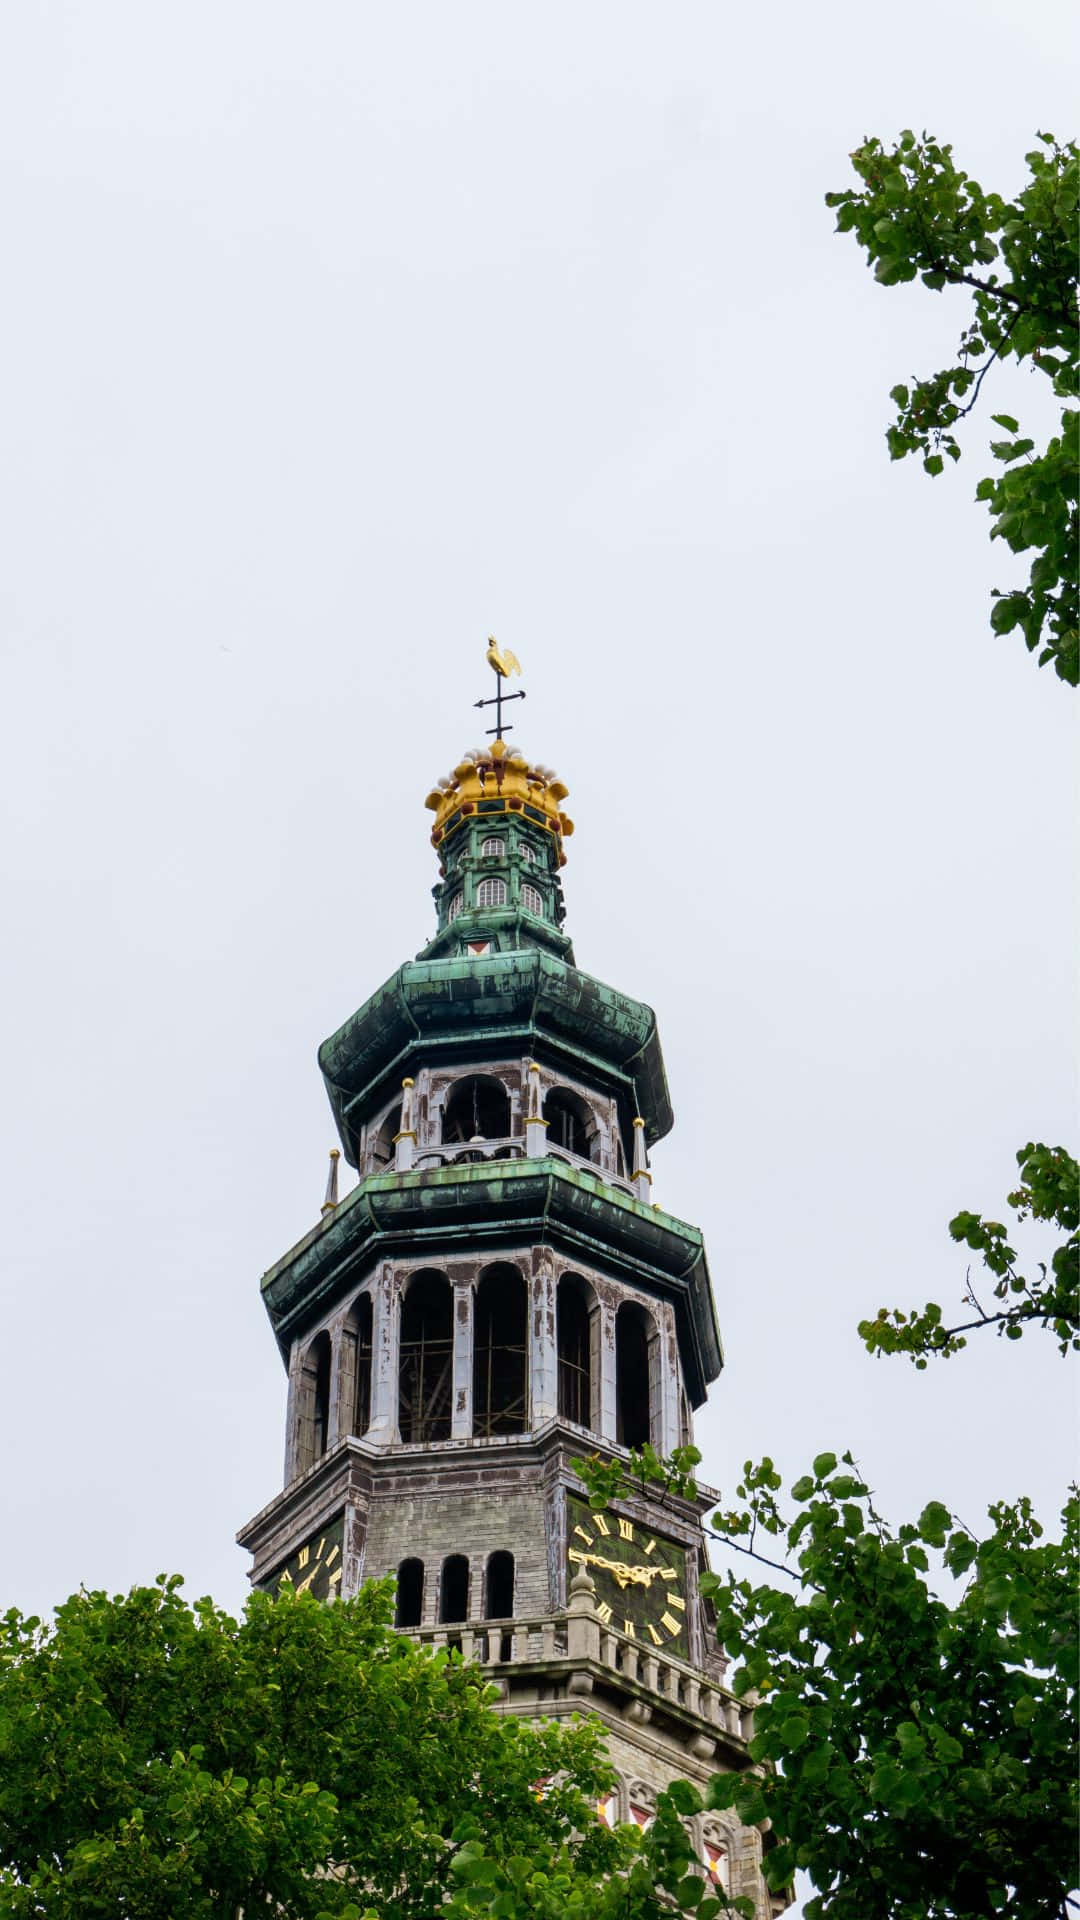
[318,948,674,1156]
[259,1156,723,1405]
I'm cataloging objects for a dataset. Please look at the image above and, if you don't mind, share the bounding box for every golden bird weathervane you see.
[475,634,526,740]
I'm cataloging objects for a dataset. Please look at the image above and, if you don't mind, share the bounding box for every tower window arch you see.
[395,1557,424,1628]
[544,1086,598,1161]
[485,1550,515,1619]
[518,840,538,863]
[557,1273,594,1430]
[442,1075,510,1144]
[372,1102,402,1169]
[399,1271,453,1443]
[520,882,544,917]
[440,1553,470,1623]
[476,876,507,908]
[480,835,505,857]
[615,1301,657,1450]
[446,891,465,922]
[474,1263,527,1436]
[296,1330,332,1473]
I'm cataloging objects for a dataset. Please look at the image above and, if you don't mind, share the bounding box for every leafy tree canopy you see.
[825,131,1078,685]
[578,1146,1080,1919]
[0,1576,733,1920]
[860,1140,1079,1365]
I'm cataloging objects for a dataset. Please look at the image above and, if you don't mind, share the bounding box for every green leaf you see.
[812,1453,837,1480]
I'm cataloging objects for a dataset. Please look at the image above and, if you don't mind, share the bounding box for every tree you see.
[0,1575,723,1920]
[860,1140,1079,1365]
[578,1145,1080,1920]
[824,131,1078,686]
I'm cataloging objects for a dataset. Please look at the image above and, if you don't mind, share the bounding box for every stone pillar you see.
[529,1253,558,1425]
[283,1339,304,1485]
[659,1303,680,1455]
[368,1262,399,1442]
[394,1077,417,1172]
[525,1060,548,1158]
[451,1278,474,1438]
[597,1297,617,1443]
[336,1319,358,1446]
[566,1566,599,1675]
[326,1320,345,1449]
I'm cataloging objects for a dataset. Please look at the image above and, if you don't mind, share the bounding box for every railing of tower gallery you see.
[406,1137,636,1197]
[407,1615,751,1741]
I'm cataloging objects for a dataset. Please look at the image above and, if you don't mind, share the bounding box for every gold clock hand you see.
[569,1549,664,1590]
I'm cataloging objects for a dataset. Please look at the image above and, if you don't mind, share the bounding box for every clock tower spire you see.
[238,652,785,1917]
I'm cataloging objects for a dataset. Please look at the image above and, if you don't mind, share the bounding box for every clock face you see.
[271,1513,345,1601]
[566,1495,689,1659]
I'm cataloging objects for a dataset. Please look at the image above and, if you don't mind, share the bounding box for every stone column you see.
[659,1303,680,1455]
[566,1565,599,1679]
[394,1077,417,1172]
[335,1319,358,1447]
[451,1278,474,1438]
[529,1253,558,1425]
[597,1296,617,1443]
[283,1339,304,1485]
[326,1320,345,1449]
[524,1060,548,1158]
[368,1262,399,1442]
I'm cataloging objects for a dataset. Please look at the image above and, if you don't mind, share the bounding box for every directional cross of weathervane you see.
[475,635,526,737]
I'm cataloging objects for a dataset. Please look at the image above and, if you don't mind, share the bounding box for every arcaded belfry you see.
[238,651,787,1917]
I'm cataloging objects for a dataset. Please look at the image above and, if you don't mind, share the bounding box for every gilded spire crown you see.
[424,739,574,867]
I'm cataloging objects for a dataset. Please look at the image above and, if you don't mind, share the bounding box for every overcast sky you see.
[1,0,1074,1782]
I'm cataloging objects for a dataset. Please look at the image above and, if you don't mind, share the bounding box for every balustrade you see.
[405,1610,749,1739]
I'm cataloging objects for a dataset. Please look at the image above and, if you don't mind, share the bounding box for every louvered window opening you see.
[399,1275,453,1443]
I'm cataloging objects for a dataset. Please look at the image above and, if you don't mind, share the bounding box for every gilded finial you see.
[321,1147,341,1216]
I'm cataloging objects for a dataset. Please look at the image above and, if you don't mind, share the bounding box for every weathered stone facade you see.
[238,732,785,1918]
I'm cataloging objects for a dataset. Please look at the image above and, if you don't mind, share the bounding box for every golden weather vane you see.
[475,634,526,739]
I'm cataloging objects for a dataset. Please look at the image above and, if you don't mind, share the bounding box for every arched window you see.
[518,841,537,863]
[476,876,507,908]
[544,1086,597,1160]
[520,882,544,917]
[557,1274,593,1429]
[616,1301,655,1449]
[442,1075,510,1144]
[345,1293,373,1437]
[399,1272,453,1443]
[372,1102,402,1168]
[485,1550,515,1619]
[480,836,505,856]
[447,891,465,922]
[395,1557,424,1628]
[297,1330,332,1472]
[474,1264,527,1436]
[440,1553,470,1624]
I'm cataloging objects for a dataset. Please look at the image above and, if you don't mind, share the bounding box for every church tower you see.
[239,669,781,1916]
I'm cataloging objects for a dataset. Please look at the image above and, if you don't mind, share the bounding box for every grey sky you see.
[0,0,1074,1752]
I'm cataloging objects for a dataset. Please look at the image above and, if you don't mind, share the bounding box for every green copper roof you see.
[260,1156,721,1406]
[319,947,674,1152]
